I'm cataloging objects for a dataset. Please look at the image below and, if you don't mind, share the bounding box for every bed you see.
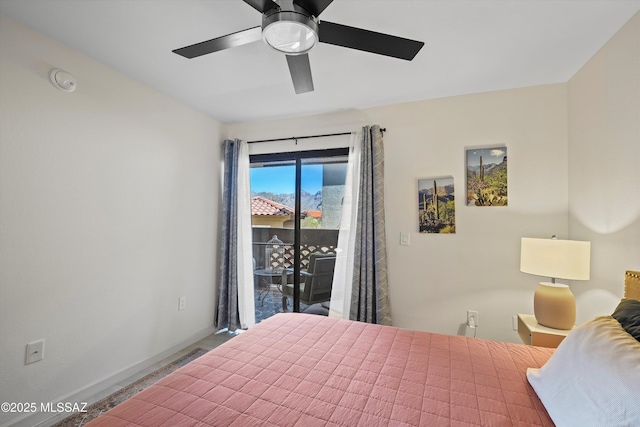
[87,271,640,426]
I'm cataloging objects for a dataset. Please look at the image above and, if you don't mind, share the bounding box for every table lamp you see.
[520,236,591,330]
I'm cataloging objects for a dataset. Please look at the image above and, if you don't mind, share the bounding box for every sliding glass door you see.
[249,149,348,322]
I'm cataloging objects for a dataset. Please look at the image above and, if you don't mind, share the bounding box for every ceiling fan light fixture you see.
[262,11,318,55]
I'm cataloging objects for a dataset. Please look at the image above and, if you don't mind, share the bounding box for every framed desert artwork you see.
[418,176,455,234]
[466,147,508,206]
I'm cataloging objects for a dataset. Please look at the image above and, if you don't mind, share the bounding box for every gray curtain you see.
[216,139,241,331]
[350,125,391,325]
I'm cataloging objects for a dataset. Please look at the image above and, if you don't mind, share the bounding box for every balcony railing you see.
[252,227,339,271]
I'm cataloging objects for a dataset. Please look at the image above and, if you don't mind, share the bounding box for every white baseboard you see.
[2,325,217,427]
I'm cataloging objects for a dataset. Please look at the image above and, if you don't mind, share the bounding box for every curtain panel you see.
[329,132,360,320]
[216,139,254,331]
[350,125,391,325]
[330,126,391,325]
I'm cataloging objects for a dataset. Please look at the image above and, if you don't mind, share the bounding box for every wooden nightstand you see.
[517,314,573,348]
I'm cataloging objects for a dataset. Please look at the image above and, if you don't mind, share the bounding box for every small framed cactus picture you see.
[466,146,508,206]
[418,176,456,234]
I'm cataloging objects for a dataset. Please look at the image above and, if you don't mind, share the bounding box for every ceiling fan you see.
[172,0,424,94]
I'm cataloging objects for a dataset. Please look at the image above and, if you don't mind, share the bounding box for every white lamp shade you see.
[520,237,591,281]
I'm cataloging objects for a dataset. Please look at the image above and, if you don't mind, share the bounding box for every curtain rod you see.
[247,128,386,144]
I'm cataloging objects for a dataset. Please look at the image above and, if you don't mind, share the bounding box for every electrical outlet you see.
[178,296,186,311]
[25,340,45,365]
[512,315,518,331]
[467,310,479,328]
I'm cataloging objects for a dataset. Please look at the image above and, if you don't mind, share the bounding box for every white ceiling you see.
[1,0,639,124]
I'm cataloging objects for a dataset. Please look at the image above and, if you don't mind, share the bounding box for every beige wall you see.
[231,83,570,343]
[568,12,640,322]
[0,16,223,426]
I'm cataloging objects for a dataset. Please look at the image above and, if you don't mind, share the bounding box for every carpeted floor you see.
[51,289,313,426]
[52,348,209,427]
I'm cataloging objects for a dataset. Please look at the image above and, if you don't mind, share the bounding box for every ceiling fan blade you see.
[293,0,334,17]
[319,21,424,61]
[173,26,262,59]
[242,0,279,13]
[286,54,314,94]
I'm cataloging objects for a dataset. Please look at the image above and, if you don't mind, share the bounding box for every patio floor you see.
[254,284,312,324]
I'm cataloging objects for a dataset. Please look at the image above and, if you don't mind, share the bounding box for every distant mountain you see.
[467,163,498,174]
[418,184,455,204]
[486,159,507,177]
[468,156,508,177]
[252,190,322,212]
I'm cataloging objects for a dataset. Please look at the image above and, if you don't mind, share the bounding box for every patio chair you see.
[281,252,336,311]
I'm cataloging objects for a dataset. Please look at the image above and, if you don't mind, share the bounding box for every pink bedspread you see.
[87,313,555,426]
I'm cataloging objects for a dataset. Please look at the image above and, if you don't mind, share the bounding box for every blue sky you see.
[250,165,323,194]
[466,147,507,167]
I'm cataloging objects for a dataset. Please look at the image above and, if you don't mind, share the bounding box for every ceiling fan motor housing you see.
[262,3,319,55]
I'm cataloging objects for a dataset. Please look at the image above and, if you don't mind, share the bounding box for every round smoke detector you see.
[49,68,77,92]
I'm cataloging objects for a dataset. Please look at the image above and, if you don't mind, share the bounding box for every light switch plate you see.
[400,232,410,246]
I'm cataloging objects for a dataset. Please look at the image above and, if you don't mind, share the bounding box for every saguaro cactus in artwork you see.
[432,180,439,218]
[479,155,485,181]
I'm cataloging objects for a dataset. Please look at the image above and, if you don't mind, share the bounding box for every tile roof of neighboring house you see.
[251,196,294,216]
[305,211,322,219]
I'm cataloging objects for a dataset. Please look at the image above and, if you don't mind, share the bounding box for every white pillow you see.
[527,316,640,427]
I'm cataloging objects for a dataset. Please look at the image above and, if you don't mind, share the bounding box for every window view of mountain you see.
[251,190,322,212]
[250,161,347,230]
